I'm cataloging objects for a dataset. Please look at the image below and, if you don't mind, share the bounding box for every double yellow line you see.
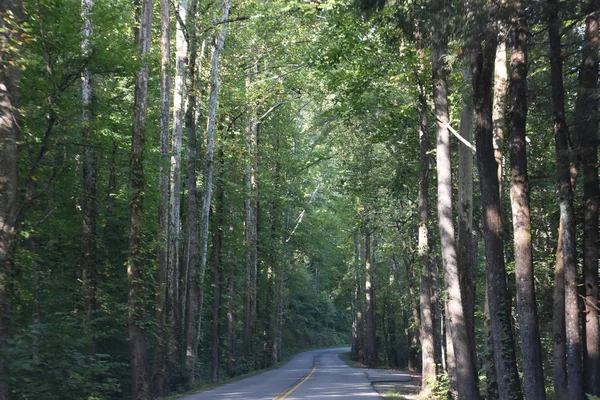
[272,363,317,400]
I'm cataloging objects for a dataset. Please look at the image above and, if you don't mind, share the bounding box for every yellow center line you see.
[273,363,317,400]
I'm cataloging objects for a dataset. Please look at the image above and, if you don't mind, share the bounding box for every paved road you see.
[179,348,383,400]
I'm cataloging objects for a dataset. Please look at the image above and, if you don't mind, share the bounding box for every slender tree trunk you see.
[128,0,153,397]
[472,31,523,400]
[417,86,436,390]
[186,0,230,383]
[81,0,97,353]
[365,229,377,368]
[548,3,576,400]
[181,0,201,384]
[211,147,225,382]
[432,16,480,398]
[579,1,600,396]
[351,232,360,361]
[167,0,188,368]
[507,4,547,398]
[244,70,259,365]
[153,0,170,393]
[458,65,476,378]
[0,1,22,398]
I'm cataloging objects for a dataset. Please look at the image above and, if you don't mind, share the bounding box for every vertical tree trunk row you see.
[472,28,522,400]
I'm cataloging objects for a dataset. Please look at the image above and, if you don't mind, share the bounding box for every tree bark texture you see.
[153,0,170,393]
[547,0,571,397]
[579,1,600,396]
[182,0,201,386]
[472,32,523,400]
[507,4,547,398]
[127,0,153,397]
[0,1,22,398]
[457,65,477,378]
[433,29,480,399]
[417,87,436,390]
[211,148,225,382]
[244,70,259,364]
[493,41,508,197]
[167,0,188,369]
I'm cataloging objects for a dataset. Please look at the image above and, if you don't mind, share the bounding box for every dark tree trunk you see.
[579,1,600,396]
[0,1,22,398]
[365,229,377,368]
[432,11,480,397]
[226,271,236,377]
[547,0,572,397]
[127,0,153,397]
[506,3,547,399]
[211,148,225,383]
[472,30,523,400]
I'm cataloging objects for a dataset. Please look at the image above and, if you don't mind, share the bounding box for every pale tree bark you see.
[472,29,523,400]
[457,65,476,378]
[167,0,188,368]
[493,41,507,195]
[579,1,600,396]
[506,3,547,398]
[244,71,259,365]
[153,0,170,393]
[432,7,480,397]
[81,0,97,352]
[0,1,22,398]
[185,0,230,383]
[417,83,436,391]
[127,0,153,397]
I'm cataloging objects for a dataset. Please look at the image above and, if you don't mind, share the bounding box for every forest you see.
[0,0,599,399]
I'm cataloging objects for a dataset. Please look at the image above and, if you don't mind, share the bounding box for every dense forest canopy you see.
[0,0,599,399]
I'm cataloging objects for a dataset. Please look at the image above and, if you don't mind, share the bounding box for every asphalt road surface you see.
[179,347,383,400]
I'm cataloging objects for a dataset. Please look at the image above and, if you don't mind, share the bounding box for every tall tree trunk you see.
[185,0,230,383]
[153,0,170,393]
[506,4,547,398]
[244,70,259,365]
[365,228,377,368]
[128,0,153,397]
[81,0,97,353]
[0,1,22,398]
[167,0,188,368]
[351,231,361,361]
[211,147,224,382]
[181,0,201,385]
[458,65,476,378]
[579,1,600,396]
[472,30,523,400]
[417,86,436,391]
[432,13,480,398]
